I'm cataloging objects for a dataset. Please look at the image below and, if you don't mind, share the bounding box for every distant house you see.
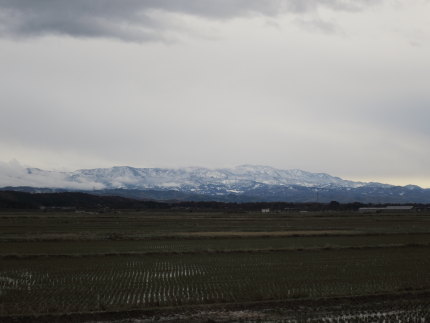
[261,208,270,213]
[359,206,414,213]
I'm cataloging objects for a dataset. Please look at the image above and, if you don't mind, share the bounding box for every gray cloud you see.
[1,0,429,188]
[0,160,104,189]
[0,0,379,41]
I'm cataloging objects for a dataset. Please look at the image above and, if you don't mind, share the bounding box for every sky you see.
[0,0,429,187]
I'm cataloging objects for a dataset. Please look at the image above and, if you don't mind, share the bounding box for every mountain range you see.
[1,163,429,203]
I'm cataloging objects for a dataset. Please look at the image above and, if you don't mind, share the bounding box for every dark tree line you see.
[1,191,427,212]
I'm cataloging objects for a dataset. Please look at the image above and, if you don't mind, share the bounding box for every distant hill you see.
[81,186,430,204]
[0,191,167,210]
[1,164,430,203]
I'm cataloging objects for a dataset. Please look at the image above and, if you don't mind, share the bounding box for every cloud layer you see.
[0,160,104,189]
[0,0,429,187]
[0,0,379,41]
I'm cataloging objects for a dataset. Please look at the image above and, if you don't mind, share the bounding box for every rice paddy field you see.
[1,210,430,322]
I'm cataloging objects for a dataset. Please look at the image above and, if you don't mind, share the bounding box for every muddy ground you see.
[2,291,430,323]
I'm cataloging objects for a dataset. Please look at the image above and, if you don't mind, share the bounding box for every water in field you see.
[1,247,430,316]
[84,302,430,322]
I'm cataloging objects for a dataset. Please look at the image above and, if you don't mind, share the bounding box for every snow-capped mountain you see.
[1,161,429,203]
[15,164,367,191]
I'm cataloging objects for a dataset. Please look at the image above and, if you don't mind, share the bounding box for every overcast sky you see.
[0,0,429,187]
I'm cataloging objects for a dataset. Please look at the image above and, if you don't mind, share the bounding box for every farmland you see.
[1,210,430,321]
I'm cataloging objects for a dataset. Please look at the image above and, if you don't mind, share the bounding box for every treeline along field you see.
[1,209,430,320]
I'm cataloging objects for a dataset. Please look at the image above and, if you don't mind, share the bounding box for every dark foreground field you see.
[1,210,430,322]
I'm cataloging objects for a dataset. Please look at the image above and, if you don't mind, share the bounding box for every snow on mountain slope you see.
[0,161,368,192]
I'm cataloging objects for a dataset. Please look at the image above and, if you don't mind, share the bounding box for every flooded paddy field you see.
[1,210,430,321]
